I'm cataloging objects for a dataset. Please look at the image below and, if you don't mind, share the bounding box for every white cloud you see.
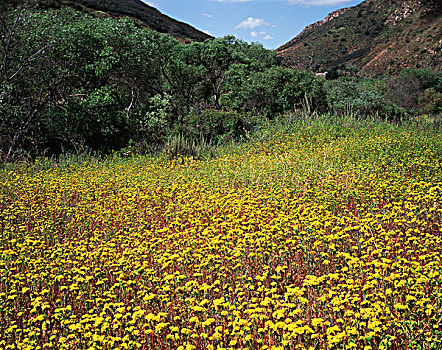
[203,30,214,36]
[202,13,214,18]
[288,0,354,6]
[251,30,275,40]
[235,17,270,30]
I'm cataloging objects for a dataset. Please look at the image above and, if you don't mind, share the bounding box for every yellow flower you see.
[311,318,324,327]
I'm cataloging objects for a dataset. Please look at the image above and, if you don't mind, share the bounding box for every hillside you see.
[39,0,212,43]
[277,0,441,76]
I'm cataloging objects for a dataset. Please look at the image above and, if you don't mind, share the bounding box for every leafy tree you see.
[280,70,325,112]
[1,4,74,158]
[160,40,207,117]
[1,6,166,157]
[324,77,387,117]
[400,68,442,92]
[220,63,251,111]
[199,36,276,109]
[199,36,238,108]
[419,88,442,115]
[222,67,324,115]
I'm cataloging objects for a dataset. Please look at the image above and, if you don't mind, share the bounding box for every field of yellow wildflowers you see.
[1,121,442,350]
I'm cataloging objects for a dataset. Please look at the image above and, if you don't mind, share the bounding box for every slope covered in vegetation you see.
[1,2,441,161]
[38,0,212,42]
[1,119,442,349]
[277,0,441,76]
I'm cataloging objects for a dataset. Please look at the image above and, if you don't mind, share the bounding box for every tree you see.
[161,40,207,117]
[222,66,324,115]
[199,36,239,108]
[1,5,170,158]
[1,2,71,159]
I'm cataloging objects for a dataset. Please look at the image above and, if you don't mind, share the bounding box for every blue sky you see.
[143,0,364,49]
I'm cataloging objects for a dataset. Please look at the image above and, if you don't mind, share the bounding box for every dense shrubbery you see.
[324,67,442,120]
[1,2,441,160]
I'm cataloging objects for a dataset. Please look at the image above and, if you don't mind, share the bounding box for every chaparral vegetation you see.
[1,118,442,349]
[1,2,441,161]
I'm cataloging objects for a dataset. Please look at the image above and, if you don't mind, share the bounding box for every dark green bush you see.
[419,88,442,115]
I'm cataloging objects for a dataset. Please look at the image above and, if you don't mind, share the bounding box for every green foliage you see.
[385,69,442,117]
[140,94,173,141]
[222,67,324,115]
[324,77,387,117]
[1,2,440,161]
[178,109,259,146]
[0,6,160,157]
[400,68,442,92]
[323,69,441,121]
[419,88,442,115]
[0,6,283,160]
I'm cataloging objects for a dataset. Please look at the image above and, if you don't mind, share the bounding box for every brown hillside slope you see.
[39,0,212,43]
[277,0,441,76]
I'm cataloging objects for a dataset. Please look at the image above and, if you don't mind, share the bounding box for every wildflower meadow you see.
[1,120,441,350]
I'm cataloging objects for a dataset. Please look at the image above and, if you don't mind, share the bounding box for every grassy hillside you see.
[38,0,212,43]
[277,0,441,76]
[1,118,442,349]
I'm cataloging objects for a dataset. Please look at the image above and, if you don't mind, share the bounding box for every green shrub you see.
[324,77,388,118]
[419,88,442,115]
[178,109,260,146]
[221,67,325,115]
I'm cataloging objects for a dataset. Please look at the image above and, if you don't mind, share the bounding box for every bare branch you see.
[1,4,26,82]
[127,89,135,117]
[8,43,49,81]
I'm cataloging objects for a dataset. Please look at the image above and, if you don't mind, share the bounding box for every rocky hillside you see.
[39,0,212,43]
[277,0,441,76]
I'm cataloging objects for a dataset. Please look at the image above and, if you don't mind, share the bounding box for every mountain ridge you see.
[277,0,441,76]
[39,0,212,43]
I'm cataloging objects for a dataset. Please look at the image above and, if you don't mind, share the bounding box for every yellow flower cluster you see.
[1,123,441,349]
